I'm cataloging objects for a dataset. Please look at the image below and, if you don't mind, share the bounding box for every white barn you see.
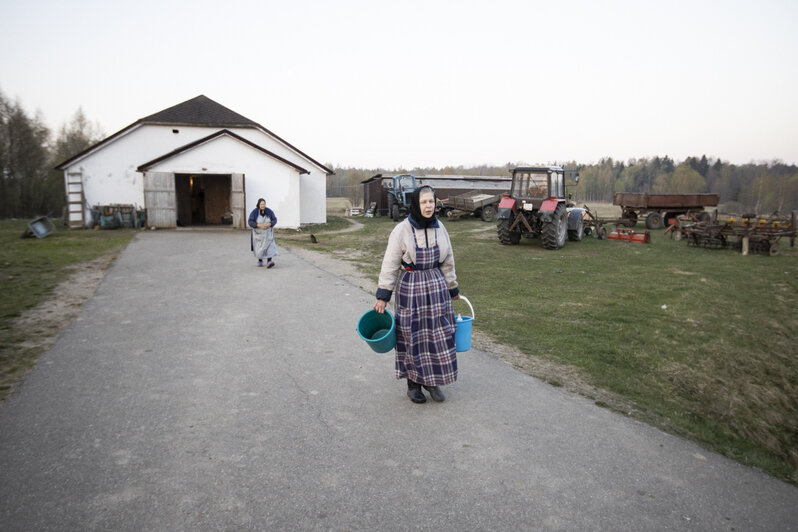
[56,95,333,229]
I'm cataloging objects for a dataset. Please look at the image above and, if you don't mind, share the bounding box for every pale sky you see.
[1,0,796,168]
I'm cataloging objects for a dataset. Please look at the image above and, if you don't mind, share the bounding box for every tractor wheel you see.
[541,203,567,249]
[497,218,521,245]
[392,203,399,221]
[645,212,663,230]
[567,212,584,241]
[480,204,496,222]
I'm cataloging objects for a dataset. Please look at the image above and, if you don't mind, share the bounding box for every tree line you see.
[3,90,795,220]
[329,156,798,215]
[573,156,798,214]
[0,89,102,219]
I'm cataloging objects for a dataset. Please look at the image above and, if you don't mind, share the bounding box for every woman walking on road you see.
[373,186,460,404]
[248,198,278,268]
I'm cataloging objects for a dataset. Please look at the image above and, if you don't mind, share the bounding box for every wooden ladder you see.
[66,172,85,229]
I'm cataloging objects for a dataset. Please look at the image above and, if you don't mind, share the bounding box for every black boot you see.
[407,379,426,404]
[423,385,445,402]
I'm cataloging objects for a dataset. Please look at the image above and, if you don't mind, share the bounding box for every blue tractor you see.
[387,174,418,221]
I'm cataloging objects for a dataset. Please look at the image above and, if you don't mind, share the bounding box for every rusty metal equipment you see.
[580,205,635,240]
[680,210,797,256]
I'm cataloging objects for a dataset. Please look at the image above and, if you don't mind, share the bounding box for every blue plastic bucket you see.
[454,296,475,352]
[357,309,396,353]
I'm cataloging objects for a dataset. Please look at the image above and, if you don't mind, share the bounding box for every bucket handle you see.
[455,295,474,320]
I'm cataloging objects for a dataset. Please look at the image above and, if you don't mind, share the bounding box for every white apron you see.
[252,214,278,260]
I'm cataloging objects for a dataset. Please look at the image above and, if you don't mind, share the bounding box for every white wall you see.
[235,129,329,224]
[300,171,327,223]
[145,134,302,228]
[64,123,328,228]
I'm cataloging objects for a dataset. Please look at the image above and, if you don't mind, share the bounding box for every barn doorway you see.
[175,174,233,226]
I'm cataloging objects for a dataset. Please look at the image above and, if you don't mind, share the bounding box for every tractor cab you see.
[393,174,417,204]
[387,174,419,220]
[509,166,567,207]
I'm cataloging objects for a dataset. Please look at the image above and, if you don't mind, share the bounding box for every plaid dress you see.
[394,227,457,386]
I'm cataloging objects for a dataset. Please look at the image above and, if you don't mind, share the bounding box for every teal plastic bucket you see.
[454,296,475,352]
[357,309,396,353]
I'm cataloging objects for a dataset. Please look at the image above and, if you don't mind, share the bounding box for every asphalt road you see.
[1,231,796,531]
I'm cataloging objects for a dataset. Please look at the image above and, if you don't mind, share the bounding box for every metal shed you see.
[362,174,511,216]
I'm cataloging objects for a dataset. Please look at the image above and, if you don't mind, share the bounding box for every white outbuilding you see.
[56,95,333,229]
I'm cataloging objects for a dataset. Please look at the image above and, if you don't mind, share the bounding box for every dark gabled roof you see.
[136,129,310,174]
[55,95,333,174]
[139,95,259,127]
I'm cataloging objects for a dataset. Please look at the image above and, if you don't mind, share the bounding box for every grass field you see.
[0,220,134,399]
[285,213,798,483]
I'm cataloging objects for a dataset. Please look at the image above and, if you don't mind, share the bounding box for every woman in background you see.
[248,198,277,268]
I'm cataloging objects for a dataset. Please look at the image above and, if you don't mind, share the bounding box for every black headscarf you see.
[408,186,437,228]
[257,198,267,216]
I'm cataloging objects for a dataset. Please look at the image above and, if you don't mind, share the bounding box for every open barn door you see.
[143,171,176,228]
[231,173,245,228]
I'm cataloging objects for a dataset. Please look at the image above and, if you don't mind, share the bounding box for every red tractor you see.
[496,166,584,249]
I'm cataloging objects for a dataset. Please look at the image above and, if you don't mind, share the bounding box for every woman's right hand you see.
[373,300,386,314]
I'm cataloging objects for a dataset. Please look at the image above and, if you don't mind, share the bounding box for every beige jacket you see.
[377,218,458,300]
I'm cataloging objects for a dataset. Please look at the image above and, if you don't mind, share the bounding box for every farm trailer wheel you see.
[497,218,521,245]
[392,203,400,221]
[480,204,497,222]
[541,203,567,249]
[621,209,638,228]
[645,212,663,230]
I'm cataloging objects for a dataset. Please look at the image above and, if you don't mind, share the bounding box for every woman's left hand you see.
[452,294,460,300]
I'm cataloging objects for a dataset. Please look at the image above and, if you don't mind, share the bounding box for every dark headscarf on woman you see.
[408,186,438,228]
[257,198,267,216]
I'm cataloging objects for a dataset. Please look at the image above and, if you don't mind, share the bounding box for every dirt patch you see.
[6,254,118,363]
[287,245,377,294]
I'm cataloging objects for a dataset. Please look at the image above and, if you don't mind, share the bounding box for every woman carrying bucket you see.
[373,185,460,404]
